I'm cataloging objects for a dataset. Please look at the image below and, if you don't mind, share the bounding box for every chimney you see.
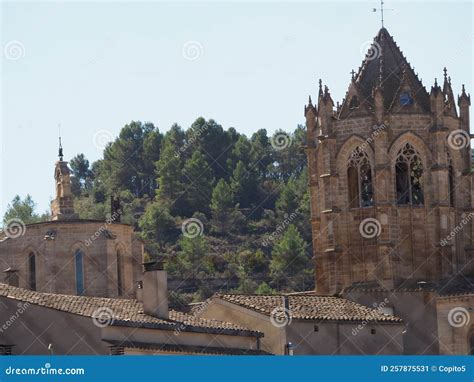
[142,261,169,319]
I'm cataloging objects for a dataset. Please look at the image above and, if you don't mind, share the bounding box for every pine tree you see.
[139,202,177,251]
[270,224,311,290]
[182,151,214,215]
[3,195,48,224]
[155,130,185,215]
[231,161,259,209]
[210,179,236,234]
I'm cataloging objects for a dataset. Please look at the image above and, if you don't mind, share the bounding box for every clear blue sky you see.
[1,1,472,216]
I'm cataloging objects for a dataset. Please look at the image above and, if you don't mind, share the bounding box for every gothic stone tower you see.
[306,28,473,295]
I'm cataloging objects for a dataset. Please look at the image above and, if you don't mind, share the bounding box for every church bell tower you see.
[51,138,78,221]
[306,28,473,295]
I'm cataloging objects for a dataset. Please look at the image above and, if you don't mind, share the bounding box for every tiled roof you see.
[343,276,474,297]
[104,340,270,356]
[0,283,261,337]
[215,293,402,323]
[353,27,430,112]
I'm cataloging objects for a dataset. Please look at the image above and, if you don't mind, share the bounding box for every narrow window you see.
[395,143,424,205]
[348,166,359,208]
[28,253,36,291]
[448,153,454,207]
[396,162,410,204]
[116,250,124,296]
[75,249,84,295]
[347,148,374,208]
[360,163,373,207]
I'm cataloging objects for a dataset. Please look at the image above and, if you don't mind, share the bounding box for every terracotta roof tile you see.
[0,283,261,337]
[104,340,270,355]
[216,293,402,323]
[343,276,474,297]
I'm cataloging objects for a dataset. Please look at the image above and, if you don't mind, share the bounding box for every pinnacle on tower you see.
[58,137,64,162]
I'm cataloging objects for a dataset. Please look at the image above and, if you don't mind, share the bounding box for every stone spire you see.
[352,28,430,112]
[442,68,457,117]
[51,139,78,221]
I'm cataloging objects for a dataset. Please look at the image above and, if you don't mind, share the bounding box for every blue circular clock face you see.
[400,92,413,106]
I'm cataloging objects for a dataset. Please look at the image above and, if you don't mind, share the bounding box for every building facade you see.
[0,150,143,298]
[198,293,403,355]
[305,27,472,294]
[305,27,473,354]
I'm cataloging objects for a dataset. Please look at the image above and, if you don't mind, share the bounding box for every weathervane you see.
[373,0,394,28]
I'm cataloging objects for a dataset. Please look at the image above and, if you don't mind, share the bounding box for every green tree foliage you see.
[3,195,49,224]
[70,117,313,296]
[269,224,312,290]
[100,121,162,198]
[230,161,259,210]
[173,235,210,279]
[155,125,185,215]
[182,151,214,215]
[70,153,94,196]
[255,282,276,295]
[210,179,241,234]
[139,202,177,252]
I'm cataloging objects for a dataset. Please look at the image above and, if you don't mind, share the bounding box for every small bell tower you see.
[51,137,78,221]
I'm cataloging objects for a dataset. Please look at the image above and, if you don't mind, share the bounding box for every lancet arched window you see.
[395,143,424,205]
[116,249,124,297]
[347,148,373,208]
[74,249,85,295]
[28,252,36,291]
[447,152,455,207]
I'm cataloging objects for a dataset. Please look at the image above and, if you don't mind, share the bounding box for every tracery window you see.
[395,143,424,205]
[348,148,373,208]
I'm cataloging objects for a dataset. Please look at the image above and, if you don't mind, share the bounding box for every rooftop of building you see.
[104,340,270,356]
[209,292,402,323]
[343,275,474,297]
[0,283,262,337]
